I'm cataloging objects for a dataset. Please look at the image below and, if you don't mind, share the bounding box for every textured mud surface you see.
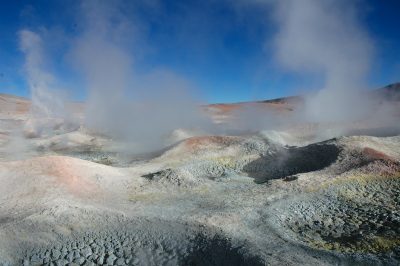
[20,220,262,266]
[278,160,400,264]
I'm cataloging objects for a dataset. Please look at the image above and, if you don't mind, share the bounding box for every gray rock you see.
[65,251,75,263]
[80,247,93,258]
[74,250,81,259]
[61,247,68,257]
[95,239,104,246]
[73,256,85,265]
[123,248,132,258]
[86,254,97,261]
[96,255,105,265]
[43,256,51,264]
[115,249,123,258]
[51,249,62,260]
[54,259,68,266]
[30,254,41,264]
[115,258,125,265]
[22,258,30,266]
[77,241,85,249]
[106,254,117,265]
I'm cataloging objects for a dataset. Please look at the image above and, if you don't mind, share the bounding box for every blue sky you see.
[0,0,399,103]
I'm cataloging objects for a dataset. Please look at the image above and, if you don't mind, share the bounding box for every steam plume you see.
[70,0,212,154]
[19,29,77,138]
[272,0,374,123]
[19,30,66,119]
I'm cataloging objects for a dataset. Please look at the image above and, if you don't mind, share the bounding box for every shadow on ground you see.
[182,234,264,266]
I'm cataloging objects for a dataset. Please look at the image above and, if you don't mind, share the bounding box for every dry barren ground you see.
[0,94,399,265]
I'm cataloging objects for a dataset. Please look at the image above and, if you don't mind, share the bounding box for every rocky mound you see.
[144,136,342,187]
[276,159,400,262]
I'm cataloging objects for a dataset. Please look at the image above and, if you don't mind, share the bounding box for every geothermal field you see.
[1,0,400,265]
[0,83,399,265]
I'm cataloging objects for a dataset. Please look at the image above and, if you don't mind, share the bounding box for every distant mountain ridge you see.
[376,82,400,101]
[207,82,400,114]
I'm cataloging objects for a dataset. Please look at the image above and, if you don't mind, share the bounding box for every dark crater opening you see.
[243,143,341,183]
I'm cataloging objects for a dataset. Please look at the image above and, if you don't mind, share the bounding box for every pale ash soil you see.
[0,96,399,265]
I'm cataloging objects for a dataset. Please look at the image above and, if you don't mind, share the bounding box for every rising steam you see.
[69,0,212,153]
[19,29,78,138]
[19,30,66,119]
[272,0,374,123]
